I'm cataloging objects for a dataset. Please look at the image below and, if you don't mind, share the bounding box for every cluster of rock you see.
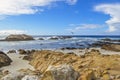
[0,49,120,80]
[102,44,120,52]
[1,69,40,80]
[18,49,120,80]
[49,36,72,40]
[5,34,34,41]
[101,38,120,43]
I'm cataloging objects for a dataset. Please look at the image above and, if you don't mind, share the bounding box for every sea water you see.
[0,35,119,52]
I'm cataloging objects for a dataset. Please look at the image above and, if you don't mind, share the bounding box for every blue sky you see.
[0,0,120,35]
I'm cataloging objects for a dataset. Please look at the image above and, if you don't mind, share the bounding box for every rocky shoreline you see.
[0,46,120,80]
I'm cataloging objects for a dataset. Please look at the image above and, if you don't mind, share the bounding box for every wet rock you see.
[0,51,12,67]
[7,50,16,54]
[39,38,44,40]
[101,38,120,42]
[18,49,27,55]
[5,34,34,41]
[61,47,77,50]
[41,64,79,80]
[49,37,59,40]
[59,36,72,39]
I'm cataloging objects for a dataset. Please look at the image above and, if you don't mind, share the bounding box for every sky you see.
[0,0,120,35]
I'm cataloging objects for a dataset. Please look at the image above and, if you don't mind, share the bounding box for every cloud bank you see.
[0,0,77,16]
[95,3,120,33]
[0,30,26,35]
[67,24,103,32]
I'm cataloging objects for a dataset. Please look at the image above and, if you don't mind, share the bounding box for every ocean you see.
[0,35,120,52]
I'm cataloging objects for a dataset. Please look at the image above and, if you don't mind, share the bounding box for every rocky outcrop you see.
[0,51,12,67]
[102,44,120,51]
[41,64,79,80]
[5,34,34,41]
[28,49,120,80]
[7,50,16,54]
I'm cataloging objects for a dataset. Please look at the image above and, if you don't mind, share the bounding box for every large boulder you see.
[0,51,12,67]
[41,64,79,80]
[5,34,34,41]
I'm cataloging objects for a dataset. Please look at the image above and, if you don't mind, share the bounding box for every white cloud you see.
[0,30,27,35]
[95,3,120,33]
[0,0,77,16]
[67,24,103,32]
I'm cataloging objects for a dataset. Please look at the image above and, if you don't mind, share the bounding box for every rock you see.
[101,38,112,41]
[58,36,72,39]
[61,47,77,50]
[79,70,96,80]
[23,56,31,60]
[102,44,120,52]
[0,51,12,67]
[116,75,120,79]
[7,50,16,54]
[49,36,72,40]
[38,38,44,40]
[22,75,39,80]
[28,50,120,79]
[1,72,24,80]
[101,38,120,42]
[5,34,34,41]
[102,71,110,80]
[49,37,59,40]
[18,49,27,55]
[41,64,79,80]
[2,70,9,75]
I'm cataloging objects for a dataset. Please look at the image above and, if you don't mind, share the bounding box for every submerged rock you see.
[0,51,12,67]
[41,64,79,80]
[5,34,34,41]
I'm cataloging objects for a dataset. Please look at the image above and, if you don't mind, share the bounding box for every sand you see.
[1,53,34,73]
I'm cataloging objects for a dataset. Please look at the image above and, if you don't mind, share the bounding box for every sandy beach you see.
[1,53,34,73]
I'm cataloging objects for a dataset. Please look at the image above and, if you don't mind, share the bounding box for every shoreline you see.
[0,47,120,80]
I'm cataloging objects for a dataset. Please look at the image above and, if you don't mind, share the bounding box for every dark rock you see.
[59,36,72,39]
[5,34,34,41]
[23,56,32,61]
[0,51,12,67]
[38,38,44,40]
[49,37,59,40]
[18,49,27,55]
[7,50,16,54]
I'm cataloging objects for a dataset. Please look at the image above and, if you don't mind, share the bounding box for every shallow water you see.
[0,35,119,51]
